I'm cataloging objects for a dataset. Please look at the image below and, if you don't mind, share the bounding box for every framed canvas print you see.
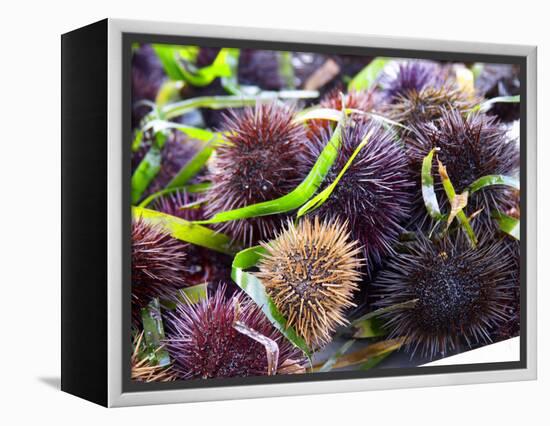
[61,18,537,407]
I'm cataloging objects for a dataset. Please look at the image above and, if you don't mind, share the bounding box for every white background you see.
[1,0,547,424]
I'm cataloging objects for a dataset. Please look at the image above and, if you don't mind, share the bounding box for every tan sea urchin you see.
[256,217,363,349]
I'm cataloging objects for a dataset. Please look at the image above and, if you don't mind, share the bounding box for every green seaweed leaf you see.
[165,141,215,189]
[468,174,520,193]
[137,183,211,208]
[348,58,389,92]
[312,338,405,371]
[438,160,477,247]
[155,80,185,107]
[318,340,355,373]
[152,45,239,89]
[351,317,387,339]
[349,299,417,339]
[231,246,312,358]
[492,211,520,240]
[278,51,296,89]
[152,45,187,80]
[421,148,444,220]
[195,110,346,225]
[159,91,318,121]
[131,130,168,204]
[475,95,520,113]
[133,206,237,255]
[141,298,170,367]
[161,283,209,310]
[297,130,371,218]
[178,48,237,87]
[294,107,409,131]
[142,119,222,143]
[359,351,393,371]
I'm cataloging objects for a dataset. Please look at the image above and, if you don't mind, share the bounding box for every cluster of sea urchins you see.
[256,217,363,349]
[130,48,522,380]
[373,233,517,358]
[204,102,311,246]
[164,286,307,379]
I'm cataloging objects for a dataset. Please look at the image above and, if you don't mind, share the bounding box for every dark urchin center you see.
[278,247,331,304]
[325,167,379,217]
[439,152,482,193]
[413,257,482,331]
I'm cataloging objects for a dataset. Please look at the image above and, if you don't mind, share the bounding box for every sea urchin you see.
[205,102,310,245]
[131,218,189,318]
[256,217,363,349]
[373,232,516,359]
[386,85,477,132]
[164,286,307,379]
[304,118,413,272]
[405,109,519,230]
[381,60,446,103]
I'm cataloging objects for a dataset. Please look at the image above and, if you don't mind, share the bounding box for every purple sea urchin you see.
[373,233,516,359]
[164,286,307,379]
[304,119,414,272]
[256,217,363,349]
[205,102,310,245]
[405,110,519,231]
[131,218,189,318]
[381,60,446,103]
[491,236,520,341]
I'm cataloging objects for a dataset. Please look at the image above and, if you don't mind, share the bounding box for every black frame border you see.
[122,31,527,394]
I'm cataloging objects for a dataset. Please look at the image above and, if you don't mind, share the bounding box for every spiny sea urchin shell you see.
[491,236,520,341]
[405,109,519,231]
[304,119,414,272]
[205,102,310,245]
[373,232,516,359]
[256,217,363,349]
[164,286,307,379]
[131,218,189,319]
[381,60,446,103]
[386,85,477,132]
